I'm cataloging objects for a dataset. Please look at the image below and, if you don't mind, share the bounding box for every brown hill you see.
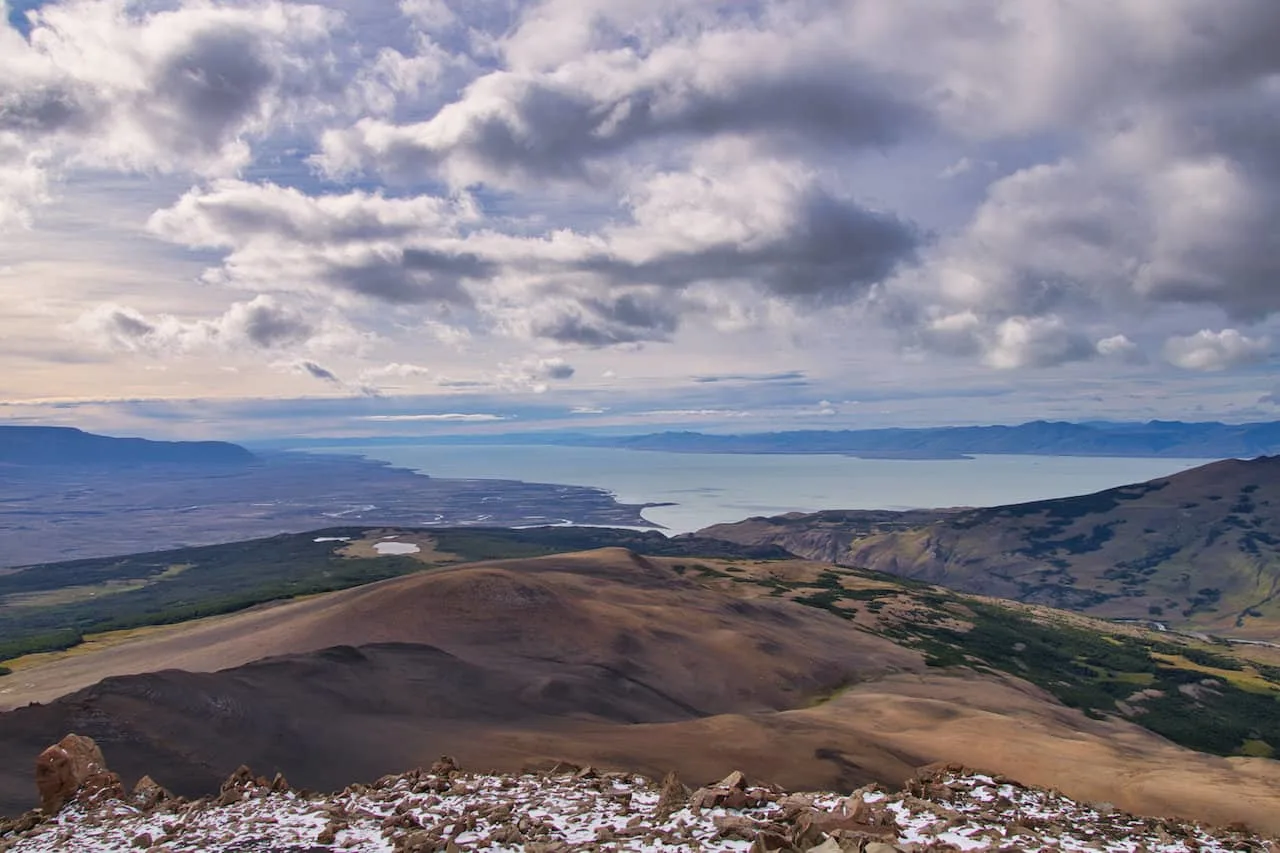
[701,456,1280,637]
[3,548,1280,832]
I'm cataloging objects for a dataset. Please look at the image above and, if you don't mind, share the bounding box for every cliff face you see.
[0,426,254,466]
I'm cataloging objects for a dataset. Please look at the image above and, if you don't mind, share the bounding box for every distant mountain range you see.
[0,426,254,466]
[273,419,1280,459]
[579,420,1280,458]
[702,455,1280,638]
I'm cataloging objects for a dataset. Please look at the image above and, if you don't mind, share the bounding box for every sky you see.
[2,0,1280,440]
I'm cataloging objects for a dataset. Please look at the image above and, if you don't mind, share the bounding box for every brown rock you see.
[654,771,691,821]
[0,810,44,837]
[429,756,460,776]
[220,765,256,793]
[132,775,173,810]
[34,734,120,815]
[714,814,761,841]
[717,770,748,790]
[749,830,798,853]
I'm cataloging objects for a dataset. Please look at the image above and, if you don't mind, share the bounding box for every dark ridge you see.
[0,426,254,467]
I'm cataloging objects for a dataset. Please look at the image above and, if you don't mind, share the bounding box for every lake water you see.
[314,445,1216,534]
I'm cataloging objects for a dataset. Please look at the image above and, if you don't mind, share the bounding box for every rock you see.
[131,832,153,848]
[270,772,291,793]
[717,770,748,790]
[220,765,256,793]
[429,756,460,776]
[862,843,903,853]
[546,761,581,775]
[654,771,691,821]
[34,734,122,815]
[132,775,173,810]
[804,839,844,853]
[749,830,797,853]
[714,814,760,840]
[0,810,44,837]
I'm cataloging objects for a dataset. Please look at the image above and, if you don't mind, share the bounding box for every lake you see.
[313,445,1217,534]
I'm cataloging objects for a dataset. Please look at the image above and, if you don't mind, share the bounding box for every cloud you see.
[295,360,341,384]
[153,147,921,350]
[14,0,1280,429]
[147,180,485,304]
[71,296,316,355]
[640,408,749,418]
[360,362,432,379]
[0,0,341,223]
[360,412,505,422]
[315,15,921,188]
[1163,329,1271,372]
[693,370,806,384]
[1096,334,1145,364]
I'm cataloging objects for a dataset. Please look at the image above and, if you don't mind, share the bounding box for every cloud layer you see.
[3,0,1279,428]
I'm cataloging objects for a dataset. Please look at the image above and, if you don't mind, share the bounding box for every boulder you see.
[34,734,122,815]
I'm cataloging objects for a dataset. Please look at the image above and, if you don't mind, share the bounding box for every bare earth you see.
[1,549,1278,833]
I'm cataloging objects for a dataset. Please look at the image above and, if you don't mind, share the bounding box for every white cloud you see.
[360,412,505,422]
[1096,334,1145,364]
[1163,329,1271,372]
[0,0,342,224]
[71,295,322,355]
[360,362,432,379]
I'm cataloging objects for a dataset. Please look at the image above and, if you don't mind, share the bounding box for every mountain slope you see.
[0,426,254,466]
[4,546,1280,832]
[701,456,1280,637]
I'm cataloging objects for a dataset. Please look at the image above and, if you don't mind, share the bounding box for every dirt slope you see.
[2,547,1279,832]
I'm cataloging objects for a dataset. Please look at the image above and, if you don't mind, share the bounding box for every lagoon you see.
[317,445,1216,534]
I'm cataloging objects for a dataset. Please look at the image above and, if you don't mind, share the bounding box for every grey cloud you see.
[693,371,807,384]
[530,294,680,346]
[224,297,314,348]
[580,193,922,300]
[298,360,341,383]
[319,36,922,186]
[325,251,483,305]
[0,83,96,134]
[101,308,157,342]
[147,27,278,158]
[539,361,574,380]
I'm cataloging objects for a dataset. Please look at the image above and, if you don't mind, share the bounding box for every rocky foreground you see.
[1,737,1275,853]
